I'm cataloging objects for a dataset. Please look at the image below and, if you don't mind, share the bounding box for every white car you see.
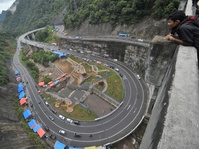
[138,39,143,42]
[114,68,119,72]
[59,114,65,120]
[45,101,49,106]
[59,130,66,135]
[136,74,141,80]
[113,59,118,62]
[66,118,73,123]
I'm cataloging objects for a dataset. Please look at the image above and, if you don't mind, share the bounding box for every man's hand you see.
[165,34,183,44]
[165,34,174,41]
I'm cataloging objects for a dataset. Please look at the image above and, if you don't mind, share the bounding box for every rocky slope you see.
[65,17,169,40]
[0,59,35,149]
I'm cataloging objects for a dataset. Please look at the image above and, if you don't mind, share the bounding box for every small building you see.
[54,141,66,149]
[23,109,32,119]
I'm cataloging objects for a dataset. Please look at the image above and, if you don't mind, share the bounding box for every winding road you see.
[13,27,148,147]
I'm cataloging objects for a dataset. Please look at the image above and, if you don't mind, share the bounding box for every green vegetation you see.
[31,49,59,67]
[43,93,97,120]
[20,49,39,83]
[20,48,59,83]
[14,97,49,149]
[42,76,52,84]
[2,0,180,35]
[0,31,16,85]
[64,0,181,28]
[35,26,61,44]
[2,0,67,35]
[105,71,124,102]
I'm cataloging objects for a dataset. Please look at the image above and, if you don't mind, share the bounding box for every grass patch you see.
[13,96,49,149]
[105,71,124,102]
[43,93,97,120]
[82,63,92,73]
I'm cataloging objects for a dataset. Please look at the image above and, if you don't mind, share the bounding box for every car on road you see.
[119,73,123,77]
[104,64,108,67]
[73,120,80,125]
[137,38,143,42]
[45,101,49,106]
[114,68,119,72]
[59,114,65,120]
[49,115,54,121]
[45,126,50,131]
[74,36,81,39]
[49,134,56,140]
[74,133,81,137]
[51,109,57,114]
[113,59,118,62]
[59,130,66,135]
[66,118,73,123]
[109,65,114,69]
[30,102,33,107]
[136,74,141,80]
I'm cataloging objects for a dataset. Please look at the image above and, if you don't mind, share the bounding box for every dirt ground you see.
[54,59,73,73]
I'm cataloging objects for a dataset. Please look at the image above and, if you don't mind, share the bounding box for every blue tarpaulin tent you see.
[33,124,41,133]
[18,86,24,93]
[69,147,83,149]
[54,81,58,85]
[15,70,19,75]
[28,119,37,129]
[54,141,66,149]
[52,50,67,58]
[23,109,32,119]
[19,91,25,99]
[18,82,23,88]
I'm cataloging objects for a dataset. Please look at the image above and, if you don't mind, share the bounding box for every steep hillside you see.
[2,0,180,37]
[65,16,169,40]
[0,32,35,148]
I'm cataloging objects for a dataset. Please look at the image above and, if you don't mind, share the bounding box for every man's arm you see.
[165,34,184,44]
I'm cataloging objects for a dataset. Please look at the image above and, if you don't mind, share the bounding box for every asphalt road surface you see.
[13,28,148,147]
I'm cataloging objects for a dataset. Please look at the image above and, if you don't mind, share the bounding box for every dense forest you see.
[0,31,16,85]
[2,0,180,35]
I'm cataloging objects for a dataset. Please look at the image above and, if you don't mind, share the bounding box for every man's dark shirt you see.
[172,19,199,50]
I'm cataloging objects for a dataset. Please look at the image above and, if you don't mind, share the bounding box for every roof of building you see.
[37,128,46,138]
[54,141,66,149]
[28,119,37,129]
[23,109,32,119]
[20,98,27,105]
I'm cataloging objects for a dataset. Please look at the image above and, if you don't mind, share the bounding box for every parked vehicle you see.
[66,118,73,123]
[59,130,66,135]
[49,134,56,140]
[59,114,65,120]
[113,59,118,62]
[45,101,49,106]
[114,67,119,72]
[49,115,54,121]
[45,126,50,131]
[73,120,80,125]
[74,133,81,137]
[118,33,130,37]
[51,109,57,114]
[136,74,141,80]
[74,36,81,39]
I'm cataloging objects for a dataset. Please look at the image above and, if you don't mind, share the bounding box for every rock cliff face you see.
[0,60,35,149]
[65,17,169,40]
